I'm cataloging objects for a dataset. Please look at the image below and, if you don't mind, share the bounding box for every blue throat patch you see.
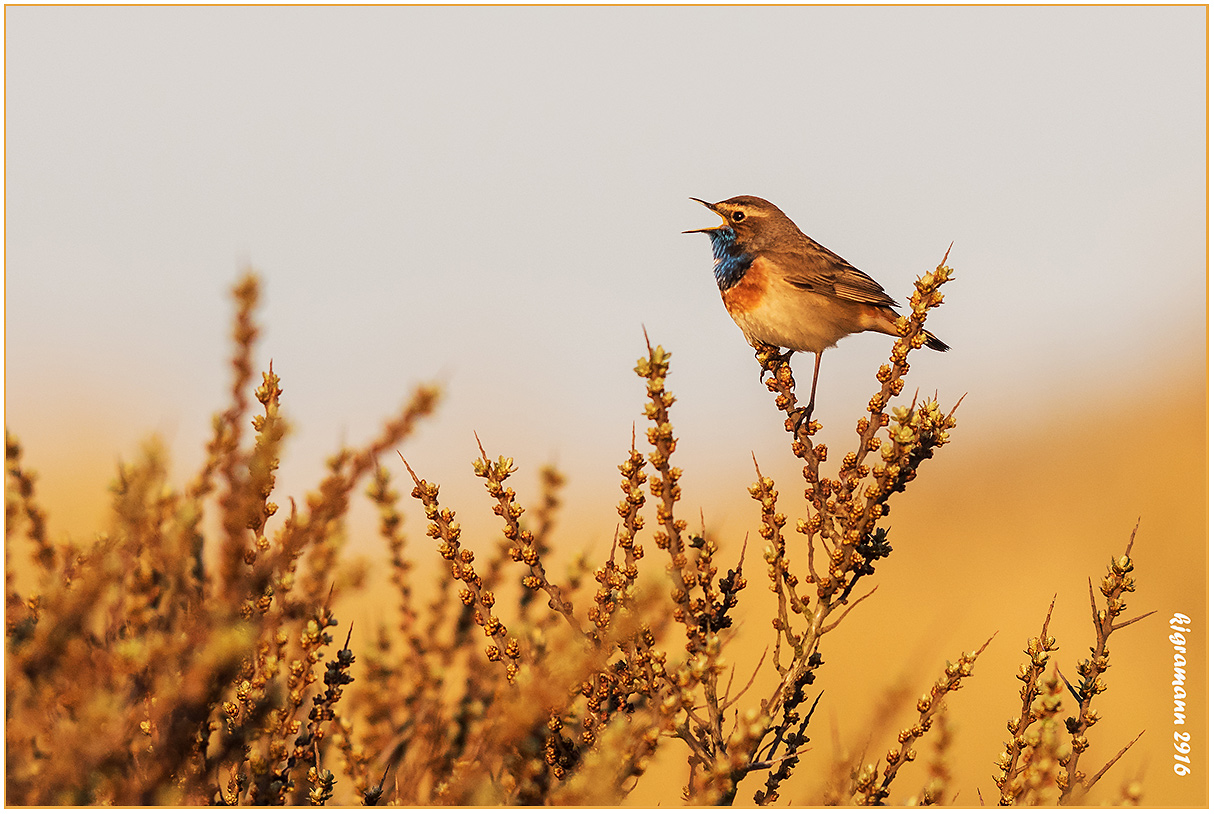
[707,227,752,291]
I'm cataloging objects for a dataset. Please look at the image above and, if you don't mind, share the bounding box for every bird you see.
[686,195,948,421]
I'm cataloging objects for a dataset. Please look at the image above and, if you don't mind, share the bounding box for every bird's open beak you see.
[683,197,727,234]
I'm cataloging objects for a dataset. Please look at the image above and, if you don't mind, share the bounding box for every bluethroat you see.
[687,195,948,420]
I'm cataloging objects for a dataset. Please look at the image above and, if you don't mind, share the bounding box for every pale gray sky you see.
[5,6,1206,542]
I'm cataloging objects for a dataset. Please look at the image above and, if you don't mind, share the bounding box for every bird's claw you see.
[790,400,815,434]
[757,346,794,384]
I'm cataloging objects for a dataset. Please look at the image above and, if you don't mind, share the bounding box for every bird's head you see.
[684,195,797,252]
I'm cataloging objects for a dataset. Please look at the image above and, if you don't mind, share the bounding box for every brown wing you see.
[767,237,898,309]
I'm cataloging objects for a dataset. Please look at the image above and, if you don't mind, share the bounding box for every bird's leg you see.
[792,352,823,433]
[806,351,822,418]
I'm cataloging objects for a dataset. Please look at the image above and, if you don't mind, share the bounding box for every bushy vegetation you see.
[5,263,1148,805]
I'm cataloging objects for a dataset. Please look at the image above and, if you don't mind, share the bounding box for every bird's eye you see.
[731,210,746,222]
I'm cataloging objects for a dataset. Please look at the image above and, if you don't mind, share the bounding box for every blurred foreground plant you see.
[5,260,1151,806]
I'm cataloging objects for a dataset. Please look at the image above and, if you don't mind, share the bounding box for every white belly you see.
[727,282,892,354]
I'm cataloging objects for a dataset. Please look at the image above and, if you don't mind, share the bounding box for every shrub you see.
[5,262,1148,805]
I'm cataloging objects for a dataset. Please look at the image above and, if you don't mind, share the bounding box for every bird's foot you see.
[790,400,815,434]
[768,351,795,388]
[755,345,794,383]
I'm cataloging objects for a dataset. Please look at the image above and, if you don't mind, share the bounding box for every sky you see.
[4,5,1207,541]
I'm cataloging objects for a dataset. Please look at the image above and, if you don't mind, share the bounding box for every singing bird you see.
[686,195,948,419]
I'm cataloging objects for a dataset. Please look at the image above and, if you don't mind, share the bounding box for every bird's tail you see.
[924,330,949,352]
[872,307,950,352]
[878,306,951,351]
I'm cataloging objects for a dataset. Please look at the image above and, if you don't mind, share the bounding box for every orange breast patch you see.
[720,256,767,316]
